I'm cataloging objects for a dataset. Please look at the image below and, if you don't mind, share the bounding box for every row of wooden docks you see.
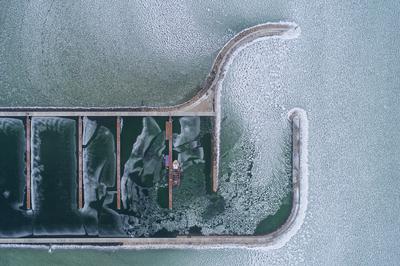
[15,112,217,211]
[24,115,123,210]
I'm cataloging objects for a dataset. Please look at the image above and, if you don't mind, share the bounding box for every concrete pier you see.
[0,22,305,247]
[0,111,215,117]
[0,108,308,248]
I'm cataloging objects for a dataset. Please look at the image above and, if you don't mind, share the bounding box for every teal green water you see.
[0,115,290,238]
[1,0,400,265]
[0,1,287,107]
[0,248,269,266]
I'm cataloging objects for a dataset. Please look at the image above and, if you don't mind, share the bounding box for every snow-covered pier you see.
[0,22,306,248]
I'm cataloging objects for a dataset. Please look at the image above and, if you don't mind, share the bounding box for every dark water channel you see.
[0,116,291,237]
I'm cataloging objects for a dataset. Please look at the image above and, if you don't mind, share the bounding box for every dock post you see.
[78,116,83,209]
[26,116,31,210]
[166,116,173,209]
[116,116,121,210]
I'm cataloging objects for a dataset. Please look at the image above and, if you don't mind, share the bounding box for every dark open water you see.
[0,116,291,238]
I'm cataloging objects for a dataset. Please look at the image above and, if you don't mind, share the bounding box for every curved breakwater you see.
[0,109,308,248]
[0,22,307,248]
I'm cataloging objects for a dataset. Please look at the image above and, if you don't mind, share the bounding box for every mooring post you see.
[78,116,83,209]
[116,116,121,210]
[26,116,31,210]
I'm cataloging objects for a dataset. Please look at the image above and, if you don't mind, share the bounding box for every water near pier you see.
[0,0,296,238]
[1,0,400,265]
[31,117,84,236]
[0,116,291,237]
[0,118,30,237]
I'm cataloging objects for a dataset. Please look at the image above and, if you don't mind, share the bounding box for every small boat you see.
[172,160,182,187]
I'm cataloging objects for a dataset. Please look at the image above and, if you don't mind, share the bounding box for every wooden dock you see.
[116,116,121,209]
[0,22,305,247]
[7,112,216,212]
[211,119,218,193]
[25,116,31,210]
[20,113,215,211]
[165,116,173,209]
[78,116,83,209]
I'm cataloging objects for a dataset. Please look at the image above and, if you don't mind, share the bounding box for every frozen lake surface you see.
[1,0,400,265]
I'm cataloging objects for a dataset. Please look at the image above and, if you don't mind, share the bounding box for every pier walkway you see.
[0,22,307,248]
